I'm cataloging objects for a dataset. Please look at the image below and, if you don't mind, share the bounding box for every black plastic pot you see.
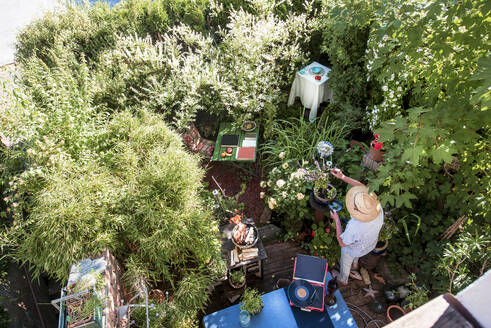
[371,240,389,255]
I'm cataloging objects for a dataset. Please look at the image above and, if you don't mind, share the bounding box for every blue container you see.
[311,67,322,74]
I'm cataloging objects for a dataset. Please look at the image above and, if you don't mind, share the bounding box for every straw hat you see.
[346,186,381,222]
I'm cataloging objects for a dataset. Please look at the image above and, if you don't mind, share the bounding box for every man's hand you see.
[330,210,340,222]
[330,168,344,180]
[331,210,348,247]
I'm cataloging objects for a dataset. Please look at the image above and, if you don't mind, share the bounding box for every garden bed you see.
[204,162,265,222]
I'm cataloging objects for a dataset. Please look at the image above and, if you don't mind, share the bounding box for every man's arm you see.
[330,168,364,187]
[331,210,348,247]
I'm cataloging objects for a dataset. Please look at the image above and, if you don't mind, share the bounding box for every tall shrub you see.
[364,0,490,291]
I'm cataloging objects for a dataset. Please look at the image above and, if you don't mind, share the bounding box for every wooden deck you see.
[201,239,389,327]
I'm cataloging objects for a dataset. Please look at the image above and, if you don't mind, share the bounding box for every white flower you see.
[279,152,285,159]
[260,181,266,188]
[282,162,289,169]
[267,180,272,187]
[260,192,265,199]
[296,193,305,200]
[268,197,277,209]
[276,179,286,188]
[302,160,309,166]
[382,85,388,92]
[282,191,287,198]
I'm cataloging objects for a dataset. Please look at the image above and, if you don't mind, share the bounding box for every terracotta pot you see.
[387,304,405,322]
[149,289,165,303]
[369,142,385,162]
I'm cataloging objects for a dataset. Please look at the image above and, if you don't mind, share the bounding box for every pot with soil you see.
[313,183,337,205]
[387,304,405,322]
[229,267,246,289]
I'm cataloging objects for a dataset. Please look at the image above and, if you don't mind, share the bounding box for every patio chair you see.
[181,123,215,159]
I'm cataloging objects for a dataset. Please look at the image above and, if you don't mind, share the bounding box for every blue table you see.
[203,273,357,328]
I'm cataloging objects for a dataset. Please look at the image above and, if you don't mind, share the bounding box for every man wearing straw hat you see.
[329,168,384,285]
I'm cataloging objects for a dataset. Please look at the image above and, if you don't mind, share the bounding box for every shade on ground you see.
[0,0,121,66]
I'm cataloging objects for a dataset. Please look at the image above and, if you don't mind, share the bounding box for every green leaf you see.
[402,146,424,165]
[431,146,452,164]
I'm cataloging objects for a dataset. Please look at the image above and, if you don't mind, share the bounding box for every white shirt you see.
[340,209,384,258]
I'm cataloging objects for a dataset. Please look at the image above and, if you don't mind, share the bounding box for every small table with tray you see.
[287,61,334,122]
[220,218,267,279]
[211,122,259,162]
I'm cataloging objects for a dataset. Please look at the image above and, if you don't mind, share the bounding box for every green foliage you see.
[260,113,349,170]
[398,214,421,245]
[435,227,490,293]
[240,288,264,315]
[229,268,245,285]
[378,218,396,242]
[404,273,429,311]
[15,0,207,65]
[310,222,340,267]
[1,107,223,326]
[319,0,374,130]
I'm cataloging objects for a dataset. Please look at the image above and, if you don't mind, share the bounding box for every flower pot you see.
[371,240,389,256]
[369,142,385,162]
[229,268,246,289]
[387,305,405,322]
[313,184,336,204]
[275,278,291,290]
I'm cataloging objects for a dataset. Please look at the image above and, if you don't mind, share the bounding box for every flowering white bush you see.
[122,0,317,131]
[260,160,311,227]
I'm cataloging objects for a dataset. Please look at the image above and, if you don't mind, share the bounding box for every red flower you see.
[311,231,315,237]
[374,141,383,150]
[373,134,380,140]
[325,228,330,233]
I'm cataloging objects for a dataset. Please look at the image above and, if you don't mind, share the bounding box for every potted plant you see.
[305,149,337,205]
[313,177,337,204]
[371,218,396,255]
[369,134,385,162]
[228,267,246,289]
[240,288,264,315]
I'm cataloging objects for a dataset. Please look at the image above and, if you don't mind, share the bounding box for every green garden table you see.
[211,122,259,162]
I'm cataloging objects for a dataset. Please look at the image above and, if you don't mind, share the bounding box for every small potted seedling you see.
[228,267,246,289]
[240,288,264,315]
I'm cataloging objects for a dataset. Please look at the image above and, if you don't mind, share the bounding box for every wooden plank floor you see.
[201,240,389,327]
